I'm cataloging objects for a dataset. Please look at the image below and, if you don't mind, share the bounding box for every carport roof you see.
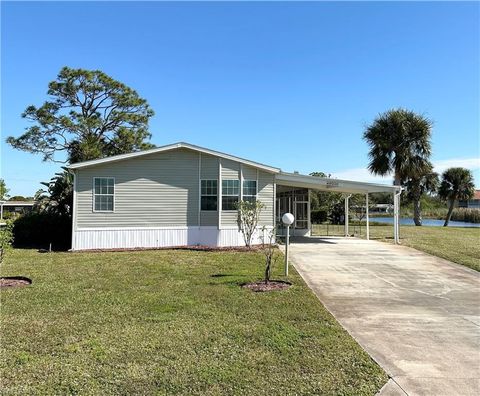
[276,172,400,194]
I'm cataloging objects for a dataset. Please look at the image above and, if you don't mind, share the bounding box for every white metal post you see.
[218,159,222,228]
[366,193,370,240]
[393,190,401,244]
[394,189,402,244]
[307,189,311,236]
[344,194,351,237]
[285,225,290,277]
[282,212,294,278]
[289,195,292,236]
[393,192,397,243]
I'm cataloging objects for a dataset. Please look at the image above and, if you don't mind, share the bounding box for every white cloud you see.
[431,158,480,175]
[331,157,480,185]
[331,168,392,184]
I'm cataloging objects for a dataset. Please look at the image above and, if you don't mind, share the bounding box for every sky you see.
[1,1,479,197]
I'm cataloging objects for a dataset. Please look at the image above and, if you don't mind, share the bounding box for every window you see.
[243,180,257,203]
[222,179,239,210]
[201,180,217,211]
[93,177,114,212]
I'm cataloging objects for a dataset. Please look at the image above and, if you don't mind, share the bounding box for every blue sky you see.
[1,1,479,196]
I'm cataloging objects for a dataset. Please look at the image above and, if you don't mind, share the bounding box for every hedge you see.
[13,212,72,251]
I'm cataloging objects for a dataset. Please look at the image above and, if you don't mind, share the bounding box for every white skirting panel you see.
[72,226,274,250]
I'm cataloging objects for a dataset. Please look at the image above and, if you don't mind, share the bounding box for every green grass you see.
[312,224,480,271]
[0,249,386,395]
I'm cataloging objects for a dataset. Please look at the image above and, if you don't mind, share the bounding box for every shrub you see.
[449,208,480,224]
[311,210,328,224]
[236,200,265,248]
[260,227,277,284]
[0,220,14,264]
[12,212,71,250]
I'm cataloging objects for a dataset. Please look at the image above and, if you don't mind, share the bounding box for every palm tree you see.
[438,167,475,227]
[404,166,439,226]
[364,109,433,227]
[364,109,433,187]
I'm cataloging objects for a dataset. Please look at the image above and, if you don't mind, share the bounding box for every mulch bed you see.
[0,277,32,288]
[242,280,291,292]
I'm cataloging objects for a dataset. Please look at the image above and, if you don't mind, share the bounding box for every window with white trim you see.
[201,180,218,211]
[222,179,239,210]
[93,177,114,212]
[242,180,257,203]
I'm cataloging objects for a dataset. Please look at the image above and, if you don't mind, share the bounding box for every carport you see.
[275,172,402,243]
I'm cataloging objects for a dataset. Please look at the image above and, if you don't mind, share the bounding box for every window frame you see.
[200,179,218,211]
[92,177,115,213]
[222,179,240,211]
[242,179,257,203]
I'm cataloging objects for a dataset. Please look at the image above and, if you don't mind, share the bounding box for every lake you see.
[372,217,480,228]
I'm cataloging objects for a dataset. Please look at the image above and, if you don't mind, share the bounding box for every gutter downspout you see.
[70,170,77,251]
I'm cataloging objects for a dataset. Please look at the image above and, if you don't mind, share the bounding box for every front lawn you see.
[367,225,480,271]
[0,249,386,395]
[312,224,480,271]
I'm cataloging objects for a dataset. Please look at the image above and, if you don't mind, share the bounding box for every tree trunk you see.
[394,172,402,187]
[264,261,271,285]
[444,197,456,227]
[413,198,422,226]
[412,188,422,226]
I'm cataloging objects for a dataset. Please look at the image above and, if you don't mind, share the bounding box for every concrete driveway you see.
[288,237,480,396]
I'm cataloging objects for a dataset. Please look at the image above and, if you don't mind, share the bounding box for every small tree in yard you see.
[0,221,14,265]
[260,226,277,284]
[236,200,265,248]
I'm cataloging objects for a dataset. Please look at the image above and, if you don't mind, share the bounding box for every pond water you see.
[372,216,480,228]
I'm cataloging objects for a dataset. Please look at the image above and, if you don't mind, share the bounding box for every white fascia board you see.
[68,142,281,174]
[276,172,400,194]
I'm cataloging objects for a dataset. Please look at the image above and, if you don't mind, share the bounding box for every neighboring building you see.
[457,190,480,209]
[68,142,399,250]
[0,200,35,220]
[370,203,393,213]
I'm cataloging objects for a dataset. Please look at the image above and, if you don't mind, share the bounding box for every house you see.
[0,200,35,220]
[457,190,480,209]
[68,142,401,250]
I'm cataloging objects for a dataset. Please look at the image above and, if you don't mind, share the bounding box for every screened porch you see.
[275,172,402,243]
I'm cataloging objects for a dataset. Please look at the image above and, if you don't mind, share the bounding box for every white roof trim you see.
[68,142,281,173]
[276,172,400,193]
[0,201,35,206]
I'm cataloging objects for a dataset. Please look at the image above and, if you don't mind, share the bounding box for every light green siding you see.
[258,171,275,226]
[242,165,257,181]
[221,159,239,179]
[200,154,218,179]
[75,149,199,228]
[74,147,275,230]
[221,211,239,227]
[200,211,217,227]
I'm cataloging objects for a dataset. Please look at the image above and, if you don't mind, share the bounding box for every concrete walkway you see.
[288,237,480,396]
